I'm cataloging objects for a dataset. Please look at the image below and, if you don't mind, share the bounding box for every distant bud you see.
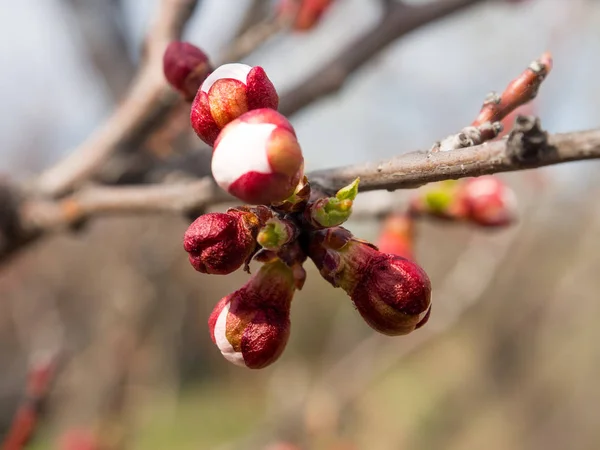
[460,176,517,227]
[183,208,264,275]
[163,41,212,100]
[211,109,304,205]
[376,213,415,260]
[208,260,295,368]
[306,178,359,228]
[409,180,462,220]
[58,430,99,450]
[190,63,279,146]
[278,0,335,31]
[308,228,431,335]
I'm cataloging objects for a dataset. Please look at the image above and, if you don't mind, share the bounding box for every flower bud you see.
[308,228,431,335]
[460,176,517,227]
[409,180,462,220]
[211,109,304,205]
[190,63,279,146]
[163,41,212,100]
[183,209,264,275]
[257,218,297,251]
[306,178,359,228]
[278,0,335,31]
[208,260,295,368]
[376,213,415,260]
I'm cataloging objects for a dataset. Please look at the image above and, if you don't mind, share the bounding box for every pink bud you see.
[376,213,415,261]
[163,41,212,100]
[460,176,517,227]
[308,228,431,336]
[278,0,335,31]
[183,209,262,275]
[211,109,304,205]
[58,429,99,450]
[208,260,295,368]
[190,63,279,146]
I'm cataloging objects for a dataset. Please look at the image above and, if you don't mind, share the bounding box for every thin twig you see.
[35,0,199,198]
[221,15,289,63]
[435,52,553,151]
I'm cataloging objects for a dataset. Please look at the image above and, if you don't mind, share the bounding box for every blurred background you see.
[1,0,600,449]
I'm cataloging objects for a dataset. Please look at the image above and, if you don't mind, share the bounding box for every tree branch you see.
[308,123,600,194]
[35,0,199,198]
[278,0,486,116]
[21,179,229,233]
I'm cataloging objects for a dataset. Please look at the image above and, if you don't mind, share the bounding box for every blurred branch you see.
[35,0,199,198]
[278,0,486,116]
[0,178,227,267]
[22,179,229,233]
[64,0,135,99]
[221,15,289,63]
[233,0,272,39]
[309,124,600,195]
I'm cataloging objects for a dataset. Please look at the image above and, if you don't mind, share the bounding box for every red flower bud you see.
[278,0,335,31]
[376,213,415,261]
[183,209,263,275]
[211,109,304,205]
[208,260,295,368]
[308,228,431,335]
[163,41,212,100]
[190,63,279,146]
[460,176,517,227]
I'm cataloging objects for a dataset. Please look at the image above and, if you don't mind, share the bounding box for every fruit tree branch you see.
[308,120,600,194]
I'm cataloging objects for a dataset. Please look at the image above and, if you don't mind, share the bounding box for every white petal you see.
[211,122,275,190]
[214,301,246,367]
[201,63,252,93]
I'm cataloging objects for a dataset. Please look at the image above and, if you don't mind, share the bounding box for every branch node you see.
[506,115,553,163]
[483,92,501,106]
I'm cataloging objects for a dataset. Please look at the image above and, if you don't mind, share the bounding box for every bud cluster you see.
[164,42,517,370]
[183,172,434,367]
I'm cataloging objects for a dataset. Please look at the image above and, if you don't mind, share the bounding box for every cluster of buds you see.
[184,175,432,367]
[409,176,517,228]
[167,43,432,369]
